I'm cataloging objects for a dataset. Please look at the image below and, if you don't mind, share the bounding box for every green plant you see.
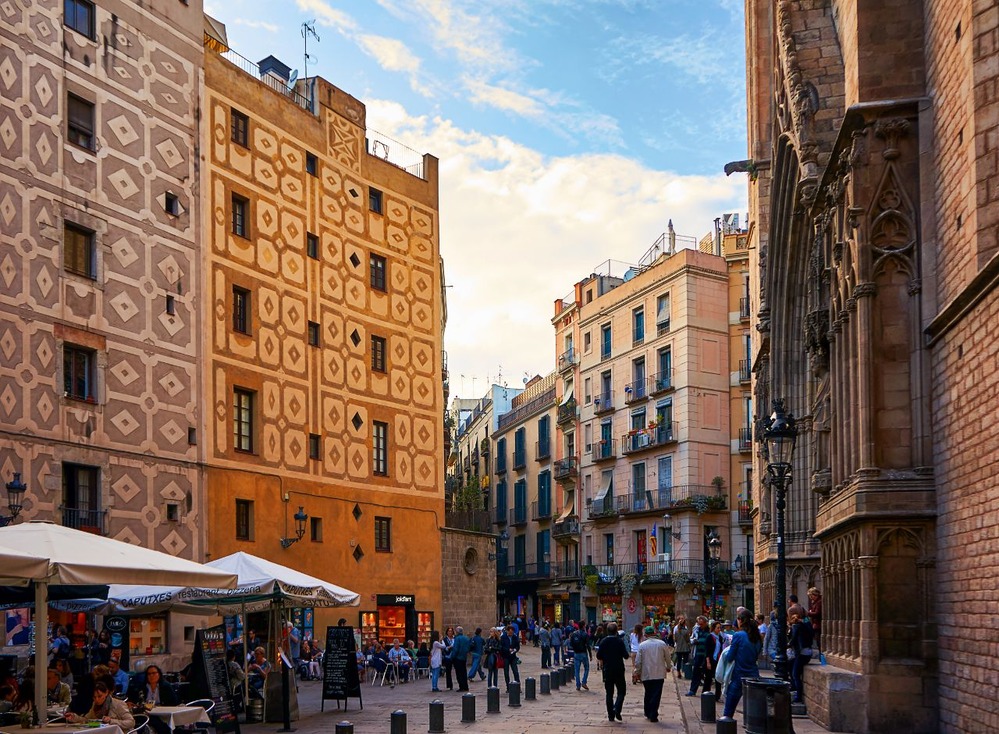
[585,574,600,595]
[711,475,725,490]
[451,476,484,511]
[619,572,639,598]
[670,571,690,590]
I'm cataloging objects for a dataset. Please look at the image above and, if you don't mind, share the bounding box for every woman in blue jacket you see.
[719,608,763,720]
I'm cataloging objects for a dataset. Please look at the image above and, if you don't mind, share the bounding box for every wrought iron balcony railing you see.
[554,457,578,481]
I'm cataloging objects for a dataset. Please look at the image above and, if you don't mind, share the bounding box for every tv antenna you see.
[302,20,319,82]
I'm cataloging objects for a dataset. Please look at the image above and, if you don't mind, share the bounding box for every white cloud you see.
[295,0,357,33]
[357,34,434,97]
[231,18,280,33]
[364,100,747,391]
[464,78,545,118]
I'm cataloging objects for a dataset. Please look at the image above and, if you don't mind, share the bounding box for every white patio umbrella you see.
[0,522,239,716]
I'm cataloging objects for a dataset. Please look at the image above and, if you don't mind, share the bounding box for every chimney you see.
[714,217,722,256]
[258,55,292,94]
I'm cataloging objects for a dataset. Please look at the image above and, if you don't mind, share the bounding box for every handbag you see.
[631,669,641,685]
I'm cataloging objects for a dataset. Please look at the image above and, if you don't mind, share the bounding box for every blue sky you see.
[208,0,750,395]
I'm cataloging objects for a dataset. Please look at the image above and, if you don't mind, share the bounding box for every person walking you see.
[550,624,563,666]
[451,627,471,691]
[429,631,445,693]
[500,625,521,691]
[673,616,691,679]
[483,629,502,689]
[807,587,823,651]
[629,624,642,656]
[789,612,815,703]
[441,627,456,690]
[719,609,763,721]
[595,622,629,722]
[538,624,552,669]
[633,625,672,722]
[569,623,590,690]
[467,628,486,681]
[685,616,716,697]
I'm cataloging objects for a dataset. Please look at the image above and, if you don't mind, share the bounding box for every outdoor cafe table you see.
[146,706,210,733]
[10,725,124,734]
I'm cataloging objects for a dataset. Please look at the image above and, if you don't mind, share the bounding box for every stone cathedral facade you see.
[745,0,999,732]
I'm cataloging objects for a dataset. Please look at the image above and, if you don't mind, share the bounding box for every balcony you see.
[556,399,578,426]
[554,457,578,481]
[513,448,527,471]
[471,445,480,464]
[557,348,579,373]
[738,502,754,527]
[494,504,508,526]
[620,423,677,455]
[581,559,713,587]
[509,505,528,527]
[587,495,617,520]
[649,371,673,396]
[591,440,616,462]
[739,359,752,383]
[445,509,492,533]
[61,506,107,535]
[551,559,580,579]
[593,392,614,414]
[463,455,470,470]
[552,516,580,540]
[656,319,670,337]
[612,483,728,516]
[480,437,490,455]
[497,561,551,581]
[738,427,753,452]
[739,296,751,320]
[531,499,553,521]
[535,440,551,461]
[624,378,648,404]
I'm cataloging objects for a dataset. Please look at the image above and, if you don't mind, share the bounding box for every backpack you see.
[570,630,587,653]
[57,636,71,657]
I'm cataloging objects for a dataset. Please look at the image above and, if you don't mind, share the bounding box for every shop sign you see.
[377,594,414,605]
[598,595,622,603]
[641,593,673,604]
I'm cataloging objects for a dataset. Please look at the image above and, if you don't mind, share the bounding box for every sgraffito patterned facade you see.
[0,1,205,555]
[202,50,444,630]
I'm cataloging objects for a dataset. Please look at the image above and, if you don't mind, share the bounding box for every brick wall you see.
[933,287,999,733]
[972,2,999,267]
[441,529,497,633]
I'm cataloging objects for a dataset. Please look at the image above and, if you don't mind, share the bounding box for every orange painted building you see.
[201,35,444,645]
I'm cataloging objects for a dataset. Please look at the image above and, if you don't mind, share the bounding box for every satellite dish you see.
[288,69,299,86]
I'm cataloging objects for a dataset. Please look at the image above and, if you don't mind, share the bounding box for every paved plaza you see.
[242,648,827,734]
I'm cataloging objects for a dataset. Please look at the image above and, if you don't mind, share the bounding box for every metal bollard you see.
[461,693,475,724]
[564,665,573,688]
[525,677,536,701]
[508,680,522,708]
[334,724,353,734]
[486,686,500,714]
[428,699,445,733]
[390,709,407,734]
[716,717,738,734]
[700,691,717,723]
[551,667,561,690]
[540,673,551,695]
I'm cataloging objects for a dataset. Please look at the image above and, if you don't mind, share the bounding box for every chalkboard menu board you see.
[321,626,362,711]
[190,626,240,734]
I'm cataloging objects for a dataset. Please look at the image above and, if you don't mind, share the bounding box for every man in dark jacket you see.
[595,622,629,722]
[500,625,521,690]
[685,616,716,697]
[451,627,471,691]
[468,628,486,681]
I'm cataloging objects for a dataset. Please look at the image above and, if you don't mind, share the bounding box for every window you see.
[605,533,614,565]
[235,499,253,540]
[633,307,645,344]
[370,254,387,291]
[187,427,197,445]
[307,232,319,259]
[64,221,95,278]
[305,152,318,176]
[583,331,591,353]
[308,321,320,347]
[165,503,179,522]
[656,294,671,335]
[583,377,591,404]
[371,335,386,372]
[601,324,612,359]
[62,463,99,531]
[67,94,95,150]
[310,516,323,542]
[231,109,249,147]
[166,294,175,315]
[373,421,388,476]
[165,192,180,216]
[375,516,391,552]
[308,433,321,459]
[233,388,254,452]
[63,344,96,401]
[231,194,248,237]
[64,0,95,39]
[232,286,250,334]
[369,187,383,214]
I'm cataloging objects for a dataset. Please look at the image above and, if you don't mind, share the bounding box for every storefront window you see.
[129,616,167,655]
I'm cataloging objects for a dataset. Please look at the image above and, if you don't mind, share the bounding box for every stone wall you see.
[441,528,497,633]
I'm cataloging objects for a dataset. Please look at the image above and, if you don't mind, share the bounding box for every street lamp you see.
[1,472,27,527]
[762,398,797,682]
[707,532,722,621]
[280,505,308,548]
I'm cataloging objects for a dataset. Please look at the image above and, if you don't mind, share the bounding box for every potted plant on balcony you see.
[619,572,639,599]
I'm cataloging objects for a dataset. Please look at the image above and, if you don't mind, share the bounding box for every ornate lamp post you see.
[1,472,27,527]
[762,399,797,682]
[707,532,722,621]
[280,505,308,548]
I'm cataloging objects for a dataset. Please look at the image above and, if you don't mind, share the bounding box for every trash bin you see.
[742,678,792,734]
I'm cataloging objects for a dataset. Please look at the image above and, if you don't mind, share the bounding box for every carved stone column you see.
[856,555,879,674]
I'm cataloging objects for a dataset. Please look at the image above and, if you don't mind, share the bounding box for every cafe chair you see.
[129,713,150,734]
[182,699,215,734]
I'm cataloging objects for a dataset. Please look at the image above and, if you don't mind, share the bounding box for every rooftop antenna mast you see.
[301,20,319,97]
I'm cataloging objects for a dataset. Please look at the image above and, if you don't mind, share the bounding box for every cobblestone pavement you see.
[241,648,829,734]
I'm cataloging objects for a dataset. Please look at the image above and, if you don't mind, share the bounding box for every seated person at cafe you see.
[108,659,129,695]
[67,682,134,730]
[247,647,271,693]
[47,667,71,707]
[69,665,111,716]
[355,650,366,683]
[225,650,246,686]
[387,639,414,683]
[127,664,178,706]
[54,659,74,692]
[368,642,390,676]
[0,684,18,713]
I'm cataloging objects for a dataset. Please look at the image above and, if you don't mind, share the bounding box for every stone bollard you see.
[716,717,738,734]
[334,723,353,734]
[525,677,536,701]
[508,680,522,708]
[428,699,445,733]
[700,691,717,723]
[564,665,573,688]
[486,686,500,714]
[540,673,551,695]
[390,709,407,734]
[551,667,561,691]
[460,693,475,724]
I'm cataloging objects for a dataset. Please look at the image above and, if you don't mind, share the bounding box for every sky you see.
[206,0,750,401]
